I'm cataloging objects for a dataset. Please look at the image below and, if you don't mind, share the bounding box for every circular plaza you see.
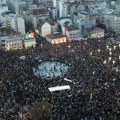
[33,61,69,80]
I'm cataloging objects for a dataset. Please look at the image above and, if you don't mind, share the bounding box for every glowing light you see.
[109,57,112,61]
[119,44,120,48]
[112,60,115,65]
[109,48,112,51]
[98,49,101,53]
[68,45,71,48]
[119,55,120,59]
[25,33,30,39]
[106,46,109,49]
[35,29,39,34]
[113,45,116,50]
[25,32,35,39]
[30,32,35,38]
[109,52,112,56]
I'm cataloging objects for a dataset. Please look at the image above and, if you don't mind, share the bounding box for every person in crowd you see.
[0,32,120,120]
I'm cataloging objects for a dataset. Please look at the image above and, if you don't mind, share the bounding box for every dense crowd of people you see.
[0,33,120,120]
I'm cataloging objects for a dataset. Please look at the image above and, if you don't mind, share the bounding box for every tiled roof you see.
[0,27,21,36]
[47,34,66,39]
[37,20,56,29]
[66,26,79,31]
[32,9,49,15]
[48,20,56,26]
[91,27,104,33]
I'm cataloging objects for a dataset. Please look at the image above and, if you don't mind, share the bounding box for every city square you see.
[0,36,120,120]
[0,0,120,120]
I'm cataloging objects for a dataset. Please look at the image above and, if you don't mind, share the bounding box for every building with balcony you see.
[99,9,120,33]
[0,36,23,51]
[0,11,25,34]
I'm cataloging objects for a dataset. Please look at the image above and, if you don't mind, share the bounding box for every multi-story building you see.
[0,36,23,51]
[22,8,50,28]
[99,9,120,33]
[57,18,80,41]
[0,5,8,14]
[59,1,77,18]
[40,21,58,37]
[7,0,20,13]
[0,11,25,34]
[49,7,56,20]
[0,35,37,50]
[65,25,80,41]
[74,11,96,36]
[53,0,60,18]
[7,0,34,13]
[0,0,8,14]
[0,27,37,50]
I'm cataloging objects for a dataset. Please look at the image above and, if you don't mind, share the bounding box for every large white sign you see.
[48,85,70,92]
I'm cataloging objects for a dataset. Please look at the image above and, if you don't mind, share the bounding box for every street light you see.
[98,49,101,53]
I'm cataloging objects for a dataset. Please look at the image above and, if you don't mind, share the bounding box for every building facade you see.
[46,34,67,44]
[0,36,23,51]
[23,38,36,48]
[0,12,25,34]
[91,27,104,38]
[99,10,120,33]
[65,26,80,41]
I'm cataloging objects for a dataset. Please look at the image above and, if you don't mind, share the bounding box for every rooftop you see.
[32,9,49,15]
[47,20,56,26]
[91,27,104,33]
[66,26,79,31]
[0,36,23,43]
[47,34,66,39]
[64,1,77,6]
[0,27,22,36]
[2,11,21,18]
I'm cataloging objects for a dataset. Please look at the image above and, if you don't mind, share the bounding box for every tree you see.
[58,24,62,33]
[25,21,34,33]
[30,101,52,120]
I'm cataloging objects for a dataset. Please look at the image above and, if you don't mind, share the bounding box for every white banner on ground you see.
[48,85,70,92]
